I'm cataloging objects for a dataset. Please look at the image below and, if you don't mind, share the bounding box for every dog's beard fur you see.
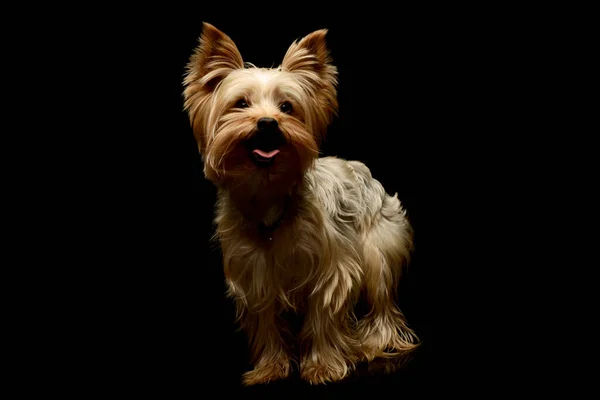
[184,23,419,385]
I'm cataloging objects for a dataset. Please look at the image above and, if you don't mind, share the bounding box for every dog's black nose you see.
[257,117,278,131]
[246,118,286,167]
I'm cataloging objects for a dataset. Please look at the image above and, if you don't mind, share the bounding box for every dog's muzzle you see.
[245,118,287,167]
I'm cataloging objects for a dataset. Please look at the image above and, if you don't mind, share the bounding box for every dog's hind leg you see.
[355,193,419,363]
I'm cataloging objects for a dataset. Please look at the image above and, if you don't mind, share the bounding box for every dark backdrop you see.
[67,5,510,398]
[183,14,431,395]
[173,14,433,397]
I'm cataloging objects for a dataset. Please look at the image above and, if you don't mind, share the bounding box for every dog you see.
[184,23,419,385]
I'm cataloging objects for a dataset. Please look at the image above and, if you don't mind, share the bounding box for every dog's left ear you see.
[281,29,337,88]
[282,30,338,139]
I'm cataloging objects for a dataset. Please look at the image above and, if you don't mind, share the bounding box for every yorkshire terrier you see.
[184,23,419,385]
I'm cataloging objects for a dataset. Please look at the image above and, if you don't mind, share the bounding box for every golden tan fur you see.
[184,23,419,385]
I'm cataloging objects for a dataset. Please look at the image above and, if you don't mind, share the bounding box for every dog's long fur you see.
[184,23,419,385]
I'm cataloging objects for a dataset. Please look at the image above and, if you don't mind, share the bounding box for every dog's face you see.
[183,23,338,193]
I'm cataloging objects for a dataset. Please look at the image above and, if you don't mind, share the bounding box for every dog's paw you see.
[242,359,291,386]
[300,357,350,385]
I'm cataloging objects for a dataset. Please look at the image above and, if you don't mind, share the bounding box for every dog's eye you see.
[235,99,249,109]
[279,101,292,114]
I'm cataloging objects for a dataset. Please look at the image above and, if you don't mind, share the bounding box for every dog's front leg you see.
[299,263,360,384]
[240,304,291,386]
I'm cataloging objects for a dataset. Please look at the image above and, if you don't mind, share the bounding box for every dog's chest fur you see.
[215,157,385,311]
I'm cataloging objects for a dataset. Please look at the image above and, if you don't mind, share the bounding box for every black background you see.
[49,4,519,398]
[180,13,433,398]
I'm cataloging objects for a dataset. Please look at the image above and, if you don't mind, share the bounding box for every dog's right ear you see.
[183,23,243,154]
[183,23,244,92]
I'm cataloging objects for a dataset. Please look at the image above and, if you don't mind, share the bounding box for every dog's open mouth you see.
[251,148,280,166]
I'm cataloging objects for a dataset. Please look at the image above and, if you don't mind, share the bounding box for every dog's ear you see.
[184,23,244,92]
[281,29,338,142]
[184,23,243,154]
[281,29,337,86]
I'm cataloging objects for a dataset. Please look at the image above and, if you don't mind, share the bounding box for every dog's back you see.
[305,156,417,360]
[305,156,413,271]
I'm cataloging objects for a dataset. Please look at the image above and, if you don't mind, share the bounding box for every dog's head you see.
[183,23,338,191]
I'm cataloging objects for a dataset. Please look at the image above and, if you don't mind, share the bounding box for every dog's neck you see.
[256,200,288,241]
[224,182,298,231]
[261,200,287,228]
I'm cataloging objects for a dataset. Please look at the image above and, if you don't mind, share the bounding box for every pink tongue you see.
[252,149,280,158]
